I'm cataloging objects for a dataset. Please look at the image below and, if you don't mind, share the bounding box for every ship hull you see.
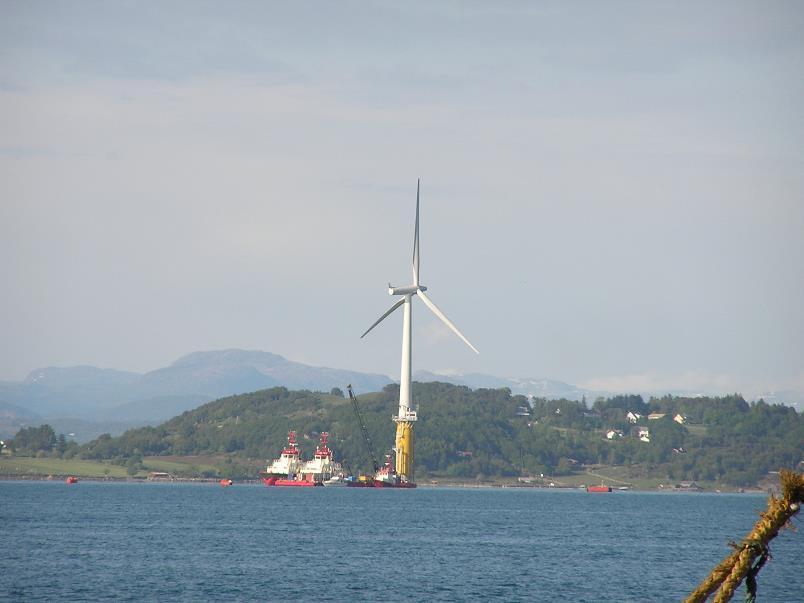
[274,479,322,487]
[346,479,374,487]
[586,485,612,493]
[374,481,416,488]
[346,478,416,488]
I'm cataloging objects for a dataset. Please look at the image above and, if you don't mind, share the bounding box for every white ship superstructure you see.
[299,432,342,483]
[260,430,302,484]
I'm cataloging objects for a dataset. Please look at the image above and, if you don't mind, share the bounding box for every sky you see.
[1,2,803,399]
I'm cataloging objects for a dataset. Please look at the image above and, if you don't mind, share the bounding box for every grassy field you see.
[142,456,222,475]
[686,424,708,436]
[429,464,725,491]
[0,454,265,479]
[0,457,131,478]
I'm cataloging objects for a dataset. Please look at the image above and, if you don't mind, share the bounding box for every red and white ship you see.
[262,431,343,487]
[298,432,343,485]
[260,430,303,486]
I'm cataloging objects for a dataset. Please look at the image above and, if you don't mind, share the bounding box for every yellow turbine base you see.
[395,421,414,482]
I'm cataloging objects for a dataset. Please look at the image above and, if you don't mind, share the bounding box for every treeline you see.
[8,383,803,486]
[5,424,80,458]
[521,393,801,485]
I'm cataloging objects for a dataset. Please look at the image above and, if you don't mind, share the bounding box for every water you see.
[1,482,801,602]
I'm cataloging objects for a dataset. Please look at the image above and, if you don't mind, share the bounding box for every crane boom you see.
[347,384,380,473]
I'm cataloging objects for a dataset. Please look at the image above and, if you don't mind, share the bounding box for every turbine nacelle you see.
[388,284,427,296]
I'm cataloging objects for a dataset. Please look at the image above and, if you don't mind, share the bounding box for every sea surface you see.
[1,481,801,602]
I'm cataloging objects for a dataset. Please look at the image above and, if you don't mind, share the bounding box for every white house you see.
[626,411,642,424]
[647,412,666,421]
[606,430,624,440]
[673,414,687,425]
[637,427,650,442]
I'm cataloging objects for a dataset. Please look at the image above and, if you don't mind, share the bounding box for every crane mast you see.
[347,384,380,473]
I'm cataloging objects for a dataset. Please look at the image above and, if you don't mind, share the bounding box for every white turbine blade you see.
[360,298,406,338]
[417,289,479,354]
[412,179,420,286]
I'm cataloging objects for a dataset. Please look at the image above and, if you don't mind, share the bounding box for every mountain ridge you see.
[3,350,800,441]
[0,349,394,434]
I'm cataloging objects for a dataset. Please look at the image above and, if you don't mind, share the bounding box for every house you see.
[675,481,701,491]
[673,413,687,425]
[637,427,650,442]
[647,412,666,420]
[606,430,624,440]
[456,450,473,458]
[516,406,531,416]
[626,411,642,424]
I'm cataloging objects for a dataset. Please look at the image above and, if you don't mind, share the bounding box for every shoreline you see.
[0,473,771,494]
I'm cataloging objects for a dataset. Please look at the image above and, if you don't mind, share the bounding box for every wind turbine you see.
[361,179,478,485]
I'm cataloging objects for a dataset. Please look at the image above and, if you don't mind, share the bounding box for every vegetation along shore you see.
[3,383,801,490]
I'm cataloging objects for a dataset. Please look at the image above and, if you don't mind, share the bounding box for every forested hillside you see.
[57,383,801,486]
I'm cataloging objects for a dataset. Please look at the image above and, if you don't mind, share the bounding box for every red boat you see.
[587,485,612,493]
[65,476,78,484]
[220,479,233,487]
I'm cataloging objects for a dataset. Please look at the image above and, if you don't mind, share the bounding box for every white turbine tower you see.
[361,180,478,485]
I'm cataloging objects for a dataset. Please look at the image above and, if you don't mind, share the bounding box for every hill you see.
[0,401,42,439]
[0,349,393,425]
[65,383,803,487]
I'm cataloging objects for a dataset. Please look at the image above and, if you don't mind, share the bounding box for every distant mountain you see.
[0,350,393,429]
[0,366,141,417]
[414,371,600,402]
[0,401,42,439]
[753,390,803,411]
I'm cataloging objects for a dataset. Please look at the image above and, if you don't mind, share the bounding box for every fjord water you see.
[1,482,801,602]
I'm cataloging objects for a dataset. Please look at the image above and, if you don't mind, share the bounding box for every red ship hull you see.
[274,479,322,487]
[346,478,416,488]
[586,485,612,493]
[262,476,322,486]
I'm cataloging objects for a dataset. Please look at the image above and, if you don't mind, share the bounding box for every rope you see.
[743,549,768,603]
[685,469,803,603]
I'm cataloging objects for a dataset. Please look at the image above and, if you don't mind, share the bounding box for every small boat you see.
[322,474,349,487]
[65,476,78,484]
[586,484,612,493]
[219,479,233,487]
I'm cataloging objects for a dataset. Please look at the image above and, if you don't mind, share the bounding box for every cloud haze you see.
[1,2,802,400]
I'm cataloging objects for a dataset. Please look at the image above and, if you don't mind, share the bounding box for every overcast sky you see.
[1,2,802,398]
